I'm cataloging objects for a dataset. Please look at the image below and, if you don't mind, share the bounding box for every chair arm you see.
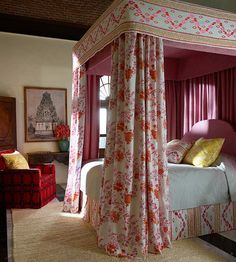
[29,163,55,175]
[0,169,41,175]
[0,169,41,188]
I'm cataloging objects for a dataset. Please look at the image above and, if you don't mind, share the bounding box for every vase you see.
[58,140,69,152]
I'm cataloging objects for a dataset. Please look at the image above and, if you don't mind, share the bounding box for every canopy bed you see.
[63,0,236,258]
[81,119,236,239]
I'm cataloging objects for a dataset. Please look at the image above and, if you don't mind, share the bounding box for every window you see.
[99,76,110,157]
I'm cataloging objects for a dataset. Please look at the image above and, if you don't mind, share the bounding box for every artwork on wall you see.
[24,86,67,142]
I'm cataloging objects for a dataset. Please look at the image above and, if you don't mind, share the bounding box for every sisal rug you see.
[12,201,226,262]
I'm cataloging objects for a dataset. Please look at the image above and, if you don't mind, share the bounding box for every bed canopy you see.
[63,0,236,258]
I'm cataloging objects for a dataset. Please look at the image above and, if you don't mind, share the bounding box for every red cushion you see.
[0,150,15,170]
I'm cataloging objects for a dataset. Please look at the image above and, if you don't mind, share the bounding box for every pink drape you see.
[182,75,217,135]
[83,75,100,161]
[97,33,171,258]
[216,67,236,126]
[165,80,184,141]
[165,67,236,141]
[166,76,216,140]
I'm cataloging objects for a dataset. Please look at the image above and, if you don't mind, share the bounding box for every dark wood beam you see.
[0,13,89,41]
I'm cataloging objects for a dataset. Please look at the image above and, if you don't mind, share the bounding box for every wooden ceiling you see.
[0,0,235,41]
[0,0,113,40]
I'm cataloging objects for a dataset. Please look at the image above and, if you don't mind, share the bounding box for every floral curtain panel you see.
[63,64,86,213]
[97,32,171,258]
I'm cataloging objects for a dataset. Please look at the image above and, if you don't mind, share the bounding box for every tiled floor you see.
[2,187,236,261]
[200,232,236,259]
[220,230,236,242]
[195,238,236,262]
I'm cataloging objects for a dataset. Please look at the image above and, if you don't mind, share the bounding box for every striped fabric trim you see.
[171,202,236,240]
[83,198,236,241]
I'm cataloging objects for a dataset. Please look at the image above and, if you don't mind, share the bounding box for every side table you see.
[27,151,69,165]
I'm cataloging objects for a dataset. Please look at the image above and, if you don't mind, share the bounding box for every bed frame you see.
[83,119,236,240]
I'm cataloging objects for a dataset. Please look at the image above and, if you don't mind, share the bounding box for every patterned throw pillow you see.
[166,139,192,164]
[183,137,225,167]
[2,151,29,169]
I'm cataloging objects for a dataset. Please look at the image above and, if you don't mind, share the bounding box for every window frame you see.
[99,76,110,158]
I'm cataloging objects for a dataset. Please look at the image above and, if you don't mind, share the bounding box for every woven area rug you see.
[12,201,226,262]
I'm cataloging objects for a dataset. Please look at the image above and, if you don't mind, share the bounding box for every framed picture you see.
[24,86,67,142]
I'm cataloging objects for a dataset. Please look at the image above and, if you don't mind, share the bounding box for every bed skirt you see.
[83,197,236,240]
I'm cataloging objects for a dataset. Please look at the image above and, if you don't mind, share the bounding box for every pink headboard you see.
[182,119,236,156]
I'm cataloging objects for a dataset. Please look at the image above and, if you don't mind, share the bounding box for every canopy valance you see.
[74,0,236,66]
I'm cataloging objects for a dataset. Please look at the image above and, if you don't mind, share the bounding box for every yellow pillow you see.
[2,151,29,169]
[183,137,225,167]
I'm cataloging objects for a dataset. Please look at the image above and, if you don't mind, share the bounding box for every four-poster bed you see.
[63,0,236,258]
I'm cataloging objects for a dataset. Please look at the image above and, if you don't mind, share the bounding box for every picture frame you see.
[24,86,67,142]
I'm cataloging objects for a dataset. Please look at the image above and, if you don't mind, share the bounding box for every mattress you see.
[80,155,236,211]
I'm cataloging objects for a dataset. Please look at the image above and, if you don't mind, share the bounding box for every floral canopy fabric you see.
[63,0,236,258]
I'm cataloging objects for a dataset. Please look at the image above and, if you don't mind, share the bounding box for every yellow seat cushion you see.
[182,137,225,167]
[2,151,29,169]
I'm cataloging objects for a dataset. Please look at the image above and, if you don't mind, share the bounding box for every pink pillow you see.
[166,139,192,164]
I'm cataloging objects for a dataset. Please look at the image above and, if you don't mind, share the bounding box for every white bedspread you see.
[168,163,228,210]
[80,155,235,211]
[80,160,103,200]
[218,154,236,202]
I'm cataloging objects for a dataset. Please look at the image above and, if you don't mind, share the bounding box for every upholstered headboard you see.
[0,96,17,151]
[182,119,236,156]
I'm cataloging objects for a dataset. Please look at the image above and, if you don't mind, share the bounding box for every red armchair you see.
[0,160,56,209]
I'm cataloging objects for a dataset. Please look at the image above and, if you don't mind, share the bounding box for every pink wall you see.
[87,44,111,75]
[177,53,236,80]
[164,58,178,80]
[86,42,236,81]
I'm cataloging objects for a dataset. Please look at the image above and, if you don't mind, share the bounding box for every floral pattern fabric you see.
[63,63,86,213]
[166,139,192,164]
[97,33,171,258]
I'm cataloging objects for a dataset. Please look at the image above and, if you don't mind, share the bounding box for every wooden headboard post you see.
[0,96,17,151]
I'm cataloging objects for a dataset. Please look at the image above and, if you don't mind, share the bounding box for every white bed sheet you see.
[80,158,232,211]
[168,163,228,210]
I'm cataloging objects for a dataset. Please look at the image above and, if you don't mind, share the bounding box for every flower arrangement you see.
[54,124,70,140]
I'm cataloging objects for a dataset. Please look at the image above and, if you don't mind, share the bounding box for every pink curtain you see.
[97,33,171,258]
[63,62,86,213]
[83,75,100,161]
[166,67,236,141]
[166,74,217,140]
[182,75,217,135]
[216,67,236,126]
[165,80,184,141]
